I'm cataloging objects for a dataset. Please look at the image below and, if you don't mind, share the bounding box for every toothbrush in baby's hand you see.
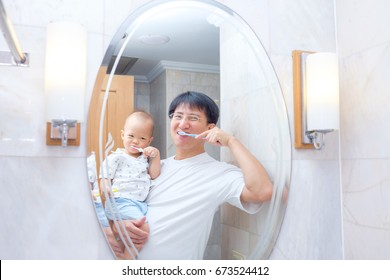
[131,145,158,158]
[131,146,144,152]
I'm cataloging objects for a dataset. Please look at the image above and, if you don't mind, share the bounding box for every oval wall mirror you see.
[87,0,291,260]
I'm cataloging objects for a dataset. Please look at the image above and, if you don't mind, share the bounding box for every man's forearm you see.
[227,137,273,202]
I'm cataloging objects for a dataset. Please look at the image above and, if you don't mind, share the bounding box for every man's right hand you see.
[111,217,148,245]
[125,216,149,244]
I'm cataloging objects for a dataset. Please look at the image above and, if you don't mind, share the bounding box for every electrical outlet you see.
[231,250,246,260]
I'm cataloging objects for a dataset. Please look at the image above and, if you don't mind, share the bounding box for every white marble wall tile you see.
[339,44,390,159]
[221,224,250,259]
[103,0,136,37]
[336,0,390,259]
[342,159,390,259]
[344,221,390,260]
[150,72,167,158]
[271,159,343,259]
[0,156,113,259]
[268,53,294,130]
[86,31,107,101]
[220,26,270,100]
[269,0,336,55]
[336,0,390,58]
[134,82,151,111]
[216,0,270,50]
[168,70,192,85]
[5,0,104,33]
[0,25,45,155]
[190,72,219,87]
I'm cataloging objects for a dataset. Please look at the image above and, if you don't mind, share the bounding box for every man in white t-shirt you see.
[116,91,273,259]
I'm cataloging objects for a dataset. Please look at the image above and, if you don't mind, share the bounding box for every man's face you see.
[170,103,214,151]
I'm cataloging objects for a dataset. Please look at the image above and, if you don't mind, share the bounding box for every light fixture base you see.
[0,51,29,67]
[46,120,80,146]
[306,129,334,150]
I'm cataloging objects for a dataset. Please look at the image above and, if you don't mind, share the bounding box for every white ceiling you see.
[110,7,221,78]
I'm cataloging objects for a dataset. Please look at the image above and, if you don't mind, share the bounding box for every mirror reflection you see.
[87,0,291,260]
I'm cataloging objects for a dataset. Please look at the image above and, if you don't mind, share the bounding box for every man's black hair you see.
[168,91,219,124]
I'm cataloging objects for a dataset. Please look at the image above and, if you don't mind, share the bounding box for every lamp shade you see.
[44,21,87,121]
[306,52,339,131]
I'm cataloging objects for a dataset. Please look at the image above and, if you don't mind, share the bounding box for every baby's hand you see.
[143,146,159,158]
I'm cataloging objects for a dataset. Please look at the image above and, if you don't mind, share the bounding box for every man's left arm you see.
[226,136,273,203]
[198,127,273,203]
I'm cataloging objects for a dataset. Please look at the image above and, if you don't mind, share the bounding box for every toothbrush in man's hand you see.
[177,131,199,138]
[177,130,222,145]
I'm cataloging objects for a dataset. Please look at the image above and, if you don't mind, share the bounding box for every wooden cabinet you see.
[87,66,134,174]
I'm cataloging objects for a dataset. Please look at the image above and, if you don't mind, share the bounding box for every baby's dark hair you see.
[168,91,219,124]
[125,109,154,133]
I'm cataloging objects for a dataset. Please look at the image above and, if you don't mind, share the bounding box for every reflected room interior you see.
[87,0,291,260]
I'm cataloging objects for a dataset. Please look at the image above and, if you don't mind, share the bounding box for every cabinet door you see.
[87,66,134,174]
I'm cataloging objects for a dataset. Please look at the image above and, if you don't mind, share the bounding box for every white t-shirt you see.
[100,148,150,201]
[137,152,261,260]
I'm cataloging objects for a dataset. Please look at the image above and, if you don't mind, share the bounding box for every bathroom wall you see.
[134,81,151,111]
[336,0,390,259]
[0,0,144,259]
[150,71,167,158]
[0,0,346,259]
[262,0,343,259]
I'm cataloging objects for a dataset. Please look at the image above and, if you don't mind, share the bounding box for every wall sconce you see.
[44,21,87,146]
[293,50,340,150]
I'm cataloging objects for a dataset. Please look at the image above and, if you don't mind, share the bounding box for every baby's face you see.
[121,117,153,156]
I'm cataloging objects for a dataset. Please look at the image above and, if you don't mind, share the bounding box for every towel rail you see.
[0,0,29,66]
